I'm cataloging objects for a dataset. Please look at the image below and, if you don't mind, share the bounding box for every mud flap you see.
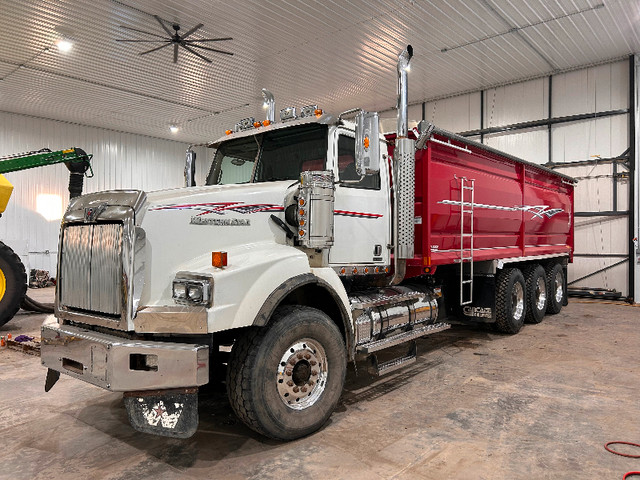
[123,387,199,438]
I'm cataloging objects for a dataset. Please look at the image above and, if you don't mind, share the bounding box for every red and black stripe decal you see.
[334,210,383,219]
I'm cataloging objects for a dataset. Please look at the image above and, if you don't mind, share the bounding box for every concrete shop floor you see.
[2,288,640,479]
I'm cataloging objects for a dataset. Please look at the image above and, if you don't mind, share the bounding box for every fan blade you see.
[180,43,212,63]
[116,39,171,43]
[119,25,167,39]
[139,43,173,55]
[188,44,234,56]
[154,15,175,37]
[174,44,179,63]
[184,37,233,42]
[181,23,204,40]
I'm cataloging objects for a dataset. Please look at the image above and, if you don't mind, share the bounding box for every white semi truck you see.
[41,46,573,440]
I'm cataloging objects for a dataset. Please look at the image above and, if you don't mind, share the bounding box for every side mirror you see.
[355,111,380,175]
[184,148,196,187]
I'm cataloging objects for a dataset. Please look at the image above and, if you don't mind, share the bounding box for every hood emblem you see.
[84,203,108,223]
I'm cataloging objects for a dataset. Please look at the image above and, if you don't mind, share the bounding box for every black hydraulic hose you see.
[20,295,54,313]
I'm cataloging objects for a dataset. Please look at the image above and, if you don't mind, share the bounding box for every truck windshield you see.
[206,123,328,185]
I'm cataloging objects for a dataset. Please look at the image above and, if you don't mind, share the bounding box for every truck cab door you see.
[328,131,391,267]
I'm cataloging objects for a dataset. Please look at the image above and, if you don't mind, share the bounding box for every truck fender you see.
[253,271,355,359]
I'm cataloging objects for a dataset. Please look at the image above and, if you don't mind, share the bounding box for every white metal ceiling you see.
[0,0,637,143]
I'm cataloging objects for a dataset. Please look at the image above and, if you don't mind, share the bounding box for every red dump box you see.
[389,128,575,280]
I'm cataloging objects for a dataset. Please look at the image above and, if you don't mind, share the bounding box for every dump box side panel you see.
[407,132,573,277]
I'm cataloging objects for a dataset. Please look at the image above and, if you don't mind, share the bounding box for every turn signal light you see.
[225,129,232,135]
[253,121,261,128]
[262,120,271,127]
[212,251,228,268]
[364,136,370,149]
[314,109,323,117]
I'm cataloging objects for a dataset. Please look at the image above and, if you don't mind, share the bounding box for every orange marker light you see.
[299,229,306,237]
[225,129,233,135]
[352,267,358,274]
[364,136,370,149]
[212,251,228,268]
[314,109,323,117]
[299,208,305,216]
[364,267,369,274]
[299,218,306,226]
[253,122,261,128]
[340,267,346,275]
[262,120,271,127]
[299,198,306,206]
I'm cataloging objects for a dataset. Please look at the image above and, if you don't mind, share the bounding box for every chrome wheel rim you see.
[535,276,547,311]
[554,272,564,303]
[512,282,524,320]
[276,338,328,410]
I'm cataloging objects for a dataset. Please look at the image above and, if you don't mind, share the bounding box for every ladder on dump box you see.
[457,175,475,306]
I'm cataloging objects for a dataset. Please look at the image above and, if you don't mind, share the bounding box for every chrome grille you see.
[60,223,123,316]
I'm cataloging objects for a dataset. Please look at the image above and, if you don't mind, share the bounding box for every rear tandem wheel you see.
[494,267,526,334]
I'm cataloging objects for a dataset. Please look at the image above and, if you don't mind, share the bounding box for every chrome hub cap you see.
[276,339,328,410]
[535,276,547,311]
[512,282,524,320]
[554,272,564,303]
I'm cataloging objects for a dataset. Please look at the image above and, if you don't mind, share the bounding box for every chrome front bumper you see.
[41,315,209,392]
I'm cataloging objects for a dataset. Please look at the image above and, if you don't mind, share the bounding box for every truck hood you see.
[137,181,298,306]
[141,181,295,251]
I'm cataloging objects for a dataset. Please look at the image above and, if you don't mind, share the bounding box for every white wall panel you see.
[484,128,549,165]
[484,78,548,126]
[0,111,206,276]
[553,61,629,116]
[552,115,629,163]
[424,92,481,133]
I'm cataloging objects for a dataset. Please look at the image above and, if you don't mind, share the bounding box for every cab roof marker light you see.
[280,107,297,122]
[300,105,318,119]
[235,117,256,132]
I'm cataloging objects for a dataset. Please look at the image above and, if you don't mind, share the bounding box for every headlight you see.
[173,282,187,299]
[172,273,213,307]
[187,285,203,302]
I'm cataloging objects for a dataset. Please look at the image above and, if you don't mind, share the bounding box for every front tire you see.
[226,305,346,440]
[524,265,547,324]
[0,242,27,328]
[494,268,526,334]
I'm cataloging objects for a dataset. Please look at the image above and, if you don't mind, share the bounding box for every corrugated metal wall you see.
[0,111,208,276]
[392,58,631,296]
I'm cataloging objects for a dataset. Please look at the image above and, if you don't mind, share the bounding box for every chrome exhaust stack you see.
[261,88,275,123]
[390,45,414,285]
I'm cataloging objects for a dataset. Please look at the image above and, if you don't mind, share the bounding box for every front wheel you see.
[226,305,346,440]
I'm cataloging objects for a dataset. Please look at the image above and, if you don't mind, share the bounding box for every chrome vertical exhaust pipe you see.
[261,88,275,123]
[391,45,415,285]
[396,45,413,138]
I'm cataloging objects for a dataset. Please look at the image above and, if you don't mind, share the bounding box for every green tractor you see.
[0,148,92,327]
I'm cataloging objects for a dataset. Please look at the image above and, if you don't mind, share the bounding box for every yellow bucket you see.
[0,175,14,214]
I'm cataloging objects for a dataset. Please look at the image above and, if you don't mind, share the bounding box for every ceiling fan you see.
[117,15,233,64]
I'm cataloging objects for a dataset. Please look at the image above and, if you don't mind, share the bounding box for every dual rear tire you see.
[494,262,565,334]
